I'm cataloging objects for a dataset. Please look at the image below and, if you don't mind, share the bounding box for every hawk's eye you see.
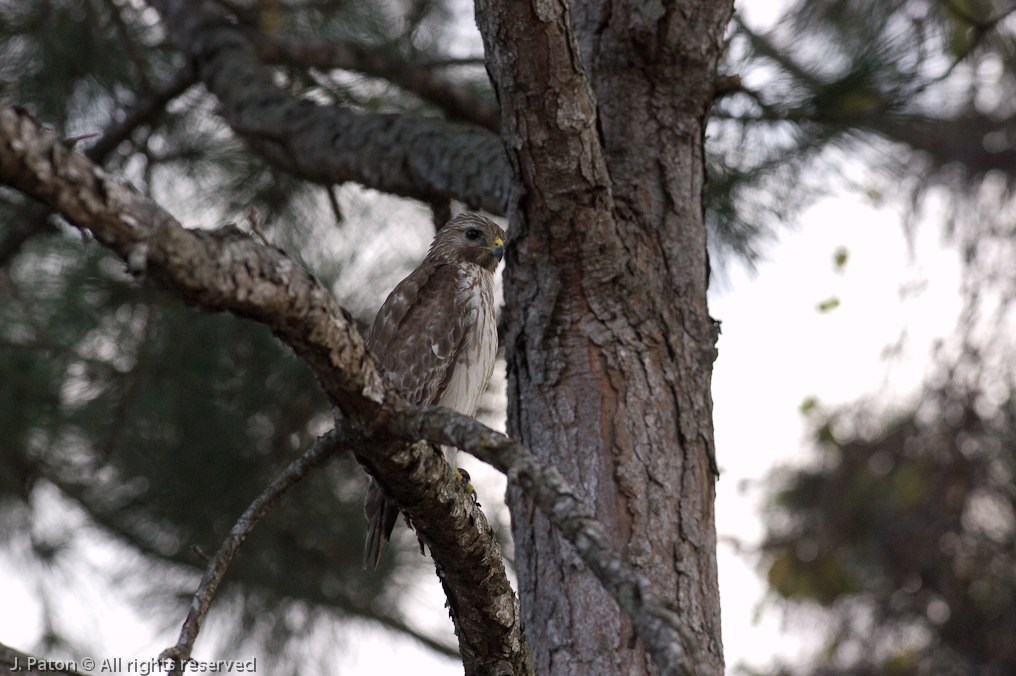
[465,228,481,241]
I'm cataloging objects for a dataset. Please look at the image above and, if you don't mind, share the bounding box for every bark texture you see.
[477,0,733,674]
[0,105,526,676]
[0,97,709,676]
[148,0,509,214]
[3,0,736,670]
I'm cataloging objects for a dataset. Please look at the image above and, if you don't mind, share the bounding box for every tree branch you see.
[341,434,529,675]
[244,28,501,134]
[390,407,701,676]
[146,0,509,214]
[859,113,1016,179]
[83,66,199,163]
[0,98,701,675]
[0,67,199,267]
[0,103,525,676]
[733,16,1016,179]
[160,427,346,673]
[0,104,395,421]
[734,16,825,91]
[36,462,462,660]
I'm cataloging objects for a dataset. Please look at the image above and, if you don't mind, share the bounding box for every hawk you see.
[363,213,505,569]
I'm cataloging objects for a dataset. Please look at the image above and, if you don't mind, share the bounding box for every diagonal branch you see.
[160,427,346,672]
[0,103,698,676]
[244,29,500,134]
[390,407,701,676]
[734,16,825,92]
[83,66,199,163]
[34,459,461,660]
[154,425,462,668]
[147,0,509,214]
[0,104,394,421]
[0,67,199,267]
[0,103,524,676]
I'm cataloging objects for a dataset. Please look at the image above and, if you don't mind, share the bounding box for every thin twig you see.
[84,66,198,163]
[245,208,270,246]
[0,104,691,674]
[418,57,487,68]
[159,428,346,674]
[0,67,197,267]
[38,461,463,657]
[326,185,343,227]
[734,15,823,90]
[63,133,100,147]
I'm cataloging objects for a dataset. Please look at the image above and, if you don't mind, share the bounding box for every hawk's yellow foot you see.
[454,467,478,504]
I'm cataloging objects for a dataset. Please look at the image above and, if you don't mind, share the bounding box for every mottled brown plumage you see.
[363,213,505,569]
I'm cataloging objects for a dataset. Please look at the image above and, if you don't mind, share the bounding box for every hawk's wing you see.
[366,262,469,406]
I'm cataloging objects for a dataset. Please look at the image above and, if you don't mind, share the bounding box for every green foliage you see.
[816,297,840,313]
[7,0,1016,671]
[738,6,1016,673]
[762,380,1016,675]
[0,0,480,665]
[832,246,849,272]
[0,227,427,667]
[710,0,1016,266]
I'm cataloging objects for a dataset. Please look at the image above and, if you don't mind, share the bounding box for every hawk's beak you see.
[490,237,504,262]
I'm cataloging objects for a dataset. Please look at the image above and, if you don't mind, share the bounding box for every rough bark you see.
[393,406,702,676]
[0,67,197,267]
[3,0,735,670]
[148,0,509,214]
[0,98,708,676]
[477,0,732,674]
[0,104,525,676]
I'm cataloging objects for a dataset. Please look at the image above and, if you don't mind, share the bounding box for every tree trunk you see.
[478,0,732,674]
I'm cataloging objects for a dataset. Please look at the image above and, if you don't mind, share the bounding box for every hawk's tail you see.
[363,479,400,570]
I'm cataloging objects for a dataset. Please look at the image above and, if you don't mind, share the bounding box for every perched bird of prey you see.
[363,213,505,570]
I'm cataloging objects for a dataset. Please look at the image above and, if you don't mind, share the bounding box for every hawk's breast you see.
[438,264,497,416]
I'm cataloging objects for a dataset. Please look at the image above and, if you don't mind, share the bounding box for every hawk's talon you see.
[454,467,479,504]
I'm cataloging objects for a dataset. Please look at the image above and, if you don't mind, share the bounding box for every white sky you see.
[0,0,972,674]
[712,195,963,672]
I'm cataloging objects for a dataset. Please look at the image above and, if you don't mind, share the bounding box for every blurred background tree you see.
[712,1,1016,675]
[3,0,1016,673]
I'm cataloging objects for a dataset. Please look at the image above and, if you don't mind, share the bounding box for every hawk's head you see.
[427,214,505,273]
